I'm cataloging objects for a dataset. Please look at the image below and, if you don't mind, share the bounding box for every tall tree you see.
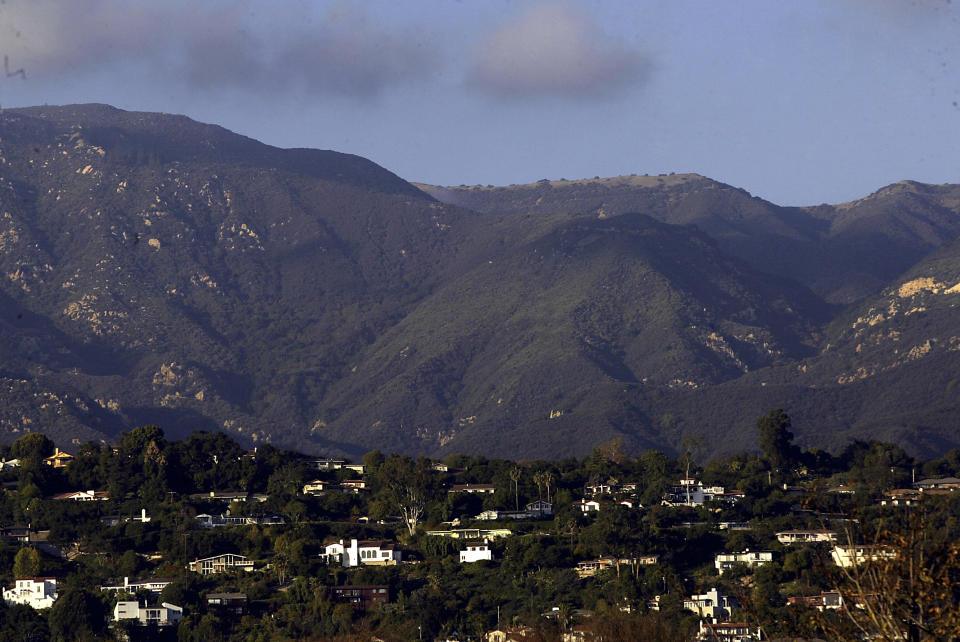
[757,408,798,472]
[509,467,522,511]
[48,588,107,642]
[12,547,40,578]
[377,456,438,536]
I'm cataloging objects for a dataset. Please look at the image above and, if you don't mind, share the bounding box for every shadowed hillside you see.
[1,105,959,460]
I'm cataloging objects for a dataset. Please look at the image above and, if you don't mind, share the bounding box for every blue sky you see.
[1,0,958,206]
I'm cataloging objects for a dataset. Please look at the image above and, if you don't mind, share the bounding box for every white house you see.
[831,545,897,568]
[573,499,601,514]
[449,484,496,494]
[188,553,254,575]
[101,577,174,594]
[460,540,493,563]
[113,601,183,627]
[0,458,20,470]
[664,479,742,507]
[776,530,837,545]
[684,588,737,619]
[425,528,512,540]
[585,481,616,496]
[51,489,109,501]
[320,539,401,567]
[715,550,774,574]
[3,577,58,609]
[697,620,761,641]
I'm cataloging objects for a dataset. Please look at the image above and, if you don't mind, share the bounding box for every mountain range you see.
[1,104,959,461]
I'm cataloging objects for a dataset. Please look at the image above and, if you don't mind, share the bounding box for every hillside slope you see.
[0,105,485,452]
[2,105,959,460]
[316,213,828,457]
[419,177,960,304]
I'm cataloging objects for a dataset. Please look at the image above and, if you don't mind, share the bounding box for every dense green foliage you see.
[0,421,958,640]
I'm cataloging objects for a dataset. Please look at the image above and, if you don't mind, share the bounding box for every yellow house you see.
[44,448,75,468]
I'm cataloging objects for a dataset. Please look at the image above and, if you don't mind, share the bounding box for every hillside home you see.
[477,509,527,521]
[339,479,368,492]
[0,526,50,545]
[302,479,331,494]
[460,540,493,563]
[697,620,762,641]
[449,484,496,494]
[344,463,366,474]
[188,491,268,503]
[914,476,960,490]
[585,481,616,496]
[113,601,183,627]
[486,626,537,642]
[715,550,774,574]
[101,577,174,594]
[426,528,512,540]
[562,624,596,641]
[830,544,897,568]
[52,489,109,501]
[188,553,254,575]
[525,500,553,517]
[44,448,75,468]
[2,577,58,609]
[775,530,837,545]
[305,458,345,470]
[786,590,843,611]
[194,513,285,528]
[684,588,737,619]
[206,592,248,617]
[882,488,921,506]
[320,539,401,567]
[575,554,659,577]
[573,499,601,514]
[102,508,152,526]
[327,585,391,611]
[663,479,742,507]
[0,458,21,470]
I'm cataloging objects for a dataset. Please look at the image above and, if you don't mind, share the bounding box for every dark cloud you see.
[466,2,653,100]
[0,1,437,99]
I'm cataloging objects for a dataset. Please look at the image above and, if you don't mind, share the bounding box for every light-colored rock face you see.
[898,277,945,298]
[832,273,960,384]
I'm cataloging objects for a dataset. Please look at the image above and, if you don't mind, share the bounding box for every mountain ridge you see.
[1,104,959,461]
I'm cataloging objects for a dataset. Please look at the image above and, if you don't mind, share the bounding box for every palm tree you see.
[533,470,546,500]
[509,466,522,511]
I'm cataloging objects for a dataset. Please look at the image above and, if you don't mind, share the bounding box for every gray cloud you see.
[466,2,653,99]
[0,1,437,99]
